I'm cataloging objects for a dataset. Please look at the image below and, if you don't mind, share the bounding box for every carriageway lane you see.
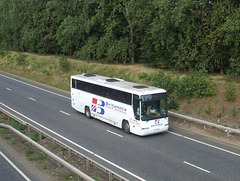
[1,72,240,181]
[0,151,29,181]
[0,136,51,181]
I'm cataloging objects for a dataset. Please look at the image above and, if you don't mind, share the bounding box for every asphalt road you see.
[0,134,52,181]
[1,72,240,181]
[0,151,28,181]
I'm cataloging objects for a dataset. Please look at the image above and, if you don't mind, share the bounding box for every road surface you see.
[0,72,240,181]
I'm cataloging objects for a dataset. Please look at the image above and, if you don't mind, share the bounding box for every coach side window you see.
[76,80,82,90]
[133,94,140,120]
[72,79,76,88]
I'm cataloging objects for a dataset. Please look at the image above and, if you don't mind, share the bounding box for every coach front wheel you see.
[85,106,91,119]
[122,120,130,134]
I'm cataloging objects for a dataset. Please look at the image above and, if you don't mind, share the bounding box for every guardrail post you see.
[58,162,62,168]
[109,172,113,181]
[68,148,71,158]
[86,159,90,170]
[39,132,42,141]
[27,124,30,134]
[52,139,55,147]
[169,111,240,135]
[77,175,82,181]
[0,108,134,181]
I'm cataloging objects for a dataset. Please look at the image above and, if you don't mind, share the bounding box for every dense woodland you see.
[0,0,240,75]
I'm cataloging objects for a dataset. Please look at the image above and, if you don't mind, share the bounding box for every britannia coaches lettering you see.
[71,74,169,136]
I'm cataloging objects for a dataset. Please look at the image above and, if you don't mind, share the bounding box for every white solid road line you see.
[106,130,123,137]
[0,102,144,181]
[28,97,36,102]
[0,102,93,155]
[94,154,146,181]
[1,74,145,180]
[184,161,210,174]
[60,110,70,116]
[0,73,70,100]
[167,131,240,157]
[4,72,239,180]
[0,151,31,181]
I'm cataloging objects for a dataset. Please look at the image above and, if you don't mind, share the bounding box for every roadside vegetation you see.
[0,1,239,179]
[0,113,78,181]
[0,1,240,129]
[0,51,240,129]
[0,1,240,76]
[0,112,108,181]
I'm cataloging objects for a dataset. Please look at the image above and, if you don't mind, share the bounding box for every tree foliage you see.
[0,0,239,75]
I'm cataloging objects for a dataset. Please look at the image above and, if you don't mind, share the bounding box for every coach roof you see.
[71,73,166,95]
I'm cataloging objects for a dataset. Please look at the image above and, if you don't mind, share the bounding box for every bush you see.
[59,56,70,72]
[138,72,156,81]
[16,54,27,66]
[138,72,149,80]
[204,104,212,115]
[26,146,34,155]
[180,71,215,99]
[153,71,176,94]
[0,50,6,57]
[120,73,132,81]
[41,69,51,76]
[224,84,236,101]
[226,57,240,76]
[31,132,40,142]
[153,71,215,100]
[11,120,24,133]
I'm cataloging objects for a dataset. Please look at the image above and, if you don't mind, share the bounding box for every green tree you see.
[74,0,104,60]
[205,1,236,74]
[112,0,153,64]
[149,0,210,70]
[93,1,131,63]
[0,0,239,74]
[48,0,87,55]
[0,0,26,50]
[223,7,240,75]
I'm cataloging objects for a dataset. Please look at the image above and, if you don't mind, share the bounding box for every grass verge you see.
[0,51,240,128]
[0,112,108,181]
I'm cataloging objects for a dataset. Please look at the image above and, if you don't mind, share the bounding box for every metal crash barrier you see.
[0,107,128,181]
[169,111,240,136]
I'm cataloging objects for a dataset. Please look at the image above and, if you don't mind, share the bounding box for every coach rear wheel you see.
[85,106,91,119]
[123,121,130,134]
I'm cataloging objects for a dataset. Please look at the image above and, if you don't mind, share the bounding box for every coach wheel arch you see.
[85,106,91,119]
[122,120,130,134]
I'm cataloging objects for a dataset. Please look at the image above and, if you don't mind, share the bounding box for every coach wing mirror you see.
[167,95,174,109]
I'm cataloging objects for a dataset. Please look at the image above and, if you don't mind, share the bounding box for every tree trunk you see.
[130,26,135,64]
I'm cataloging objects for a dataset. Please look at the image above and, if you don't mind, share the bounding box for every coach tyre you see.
[123,120,130,133]
[85,106,91,119]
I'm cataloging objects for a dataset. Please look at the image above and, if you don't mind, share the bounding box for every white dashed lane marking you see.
[28,97,36,102]
[60,110,70,116]
[184,161,210,174]
[106,130,123,138]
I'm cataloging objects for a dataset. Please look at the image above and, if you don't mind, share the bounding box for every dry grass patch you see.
[1,51,240,129]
